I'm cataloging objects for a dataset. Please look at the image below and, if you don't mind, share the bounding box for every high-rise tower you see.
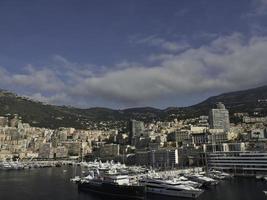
[209,102,230,132]
[128,120,144,145]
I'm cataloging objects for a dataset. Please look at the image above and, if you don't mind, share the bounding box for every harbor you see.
[70,160,234,199]
[2,159,267,199]
[0,165,267,200]
[1,0,267,199]
[0,160,74,170]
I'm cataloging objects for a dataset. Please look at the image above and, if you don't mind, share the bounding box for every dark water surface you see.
[0,166,266,200]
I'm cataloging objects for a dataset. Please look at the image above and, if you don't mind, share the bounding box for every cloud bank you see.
[1,33,267,108]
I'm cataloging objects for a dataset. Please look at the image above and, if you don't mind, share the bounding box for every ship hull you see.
[78,181,145,200]
[146,187,203,198]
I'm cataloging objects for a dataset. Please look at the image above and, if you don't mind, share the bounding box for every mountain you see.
[0,90,125,129]
[189,85,267,115]
[1,85,267,129]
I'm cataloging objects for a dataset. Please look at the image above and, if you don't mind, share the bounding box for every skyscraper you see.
[209,102,230,132]
[128,120,145,145]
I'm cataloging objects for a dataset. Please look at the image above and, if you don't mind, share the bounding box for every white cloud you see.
[11,65,65,92]
[1,33,267,108]
[71,33,267,105]
[26,93,68,105]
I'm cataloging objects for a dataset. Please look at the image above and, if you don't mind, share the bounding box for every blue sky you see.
[0,0,267,108]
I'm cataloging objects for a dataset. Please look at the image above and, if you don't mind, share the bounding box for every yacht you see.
[184,174,218,187]
[70,176,81,183]
[140,178,203,199]
[78,174,145,199]
[0,161,12,170]
[207,170,233,180]
[174,179,202,188]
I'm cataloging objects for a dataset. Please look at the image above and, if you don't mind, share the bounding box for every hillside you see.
[0,85,267,129]
[189,85,267,116]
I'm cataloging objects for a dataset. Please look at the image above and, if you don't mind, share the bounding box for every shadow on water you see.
[79,177,267,200]
[78,191,192,200]
[146,193,194,200]
[78,191,140,200]
[77,192,103,200]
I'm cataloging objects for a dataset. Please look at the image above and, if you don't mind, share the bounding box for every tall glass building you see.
[209,102,230,132]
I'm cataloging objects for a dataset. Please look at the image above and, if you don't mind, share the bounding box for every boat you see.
[0,161,12,170]
[0,159,26,170]
[9,160,24,170]
[70,176,81,183]
[208,170,232,179]
[78,174,145,199]
[256,175,263,180]
[174,179,202,188]
[140,178,203,199]
[184,174,218,187]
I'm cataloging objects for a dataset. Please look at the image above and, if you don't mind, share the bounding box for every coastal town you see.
[0,102,267,174]
[1,0,267,199]
[1,102,267,198]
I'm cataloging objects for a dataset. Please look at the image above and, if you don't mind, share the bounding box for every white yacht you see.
[173,179,202,188]
[78,174,145,199]
[184,174,218,186]
[0,161,12,170]
[140,178,204,199]
[70,176,81,183]
[9,160,24,170]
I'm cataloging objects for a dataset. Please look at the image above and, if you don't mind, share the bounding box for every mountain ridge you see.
[1,85,267,129]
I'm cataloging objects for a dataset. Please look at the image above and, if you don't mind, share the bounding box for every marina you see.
[68,160,261,199]
[0,0,267,199]
[0,160,72,170]
[2,159,267,199]
[0,165,267,200]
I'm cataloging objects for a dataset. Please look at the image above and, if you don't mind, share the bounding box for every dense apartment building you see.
[204,142,267,175]
[135,148,179,168]
[207,151,267,175]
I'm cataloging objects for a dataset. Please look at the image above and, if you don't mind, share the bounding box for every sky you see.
[0,0,267,108]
